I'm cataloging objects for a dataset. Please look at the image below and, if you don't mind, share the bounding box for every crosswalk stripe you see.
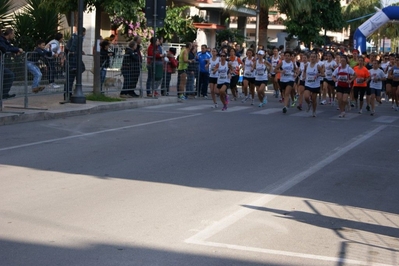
[144,103,182,109]
[372,116,398,123]
[290,111,324,117]
[214,106,252,113]
[250,108,281,115]
[177,105,212,111]
[331,113,360,120]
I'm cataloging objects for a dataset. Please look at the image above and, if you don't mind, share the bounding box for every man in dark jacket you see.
[0,28,24,99]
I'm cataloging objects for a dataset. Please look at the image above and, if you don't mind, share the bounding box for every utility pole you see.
[71,0,86,104]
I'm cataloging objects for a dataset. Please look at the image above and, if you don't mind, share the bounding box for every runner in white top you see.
[254,50,272,107]
[368,59,386,115]
[275,50,299,114]
[323,52,338,105]
[241,49,256,104]
[206,48,220,108]
[303,53,325,117]
[296,53,308,110]
[384,54,395,106]
[213,51,232,111]
[270,48,281,98]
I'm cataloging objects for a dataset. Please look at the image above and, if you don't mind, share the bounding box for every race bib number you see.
[284,70,293,76]
[244,72,253,77]
[356,78,364,84]
[256,70,264,76]
[307,75,316,82]
[338,75,348,82]
[325,69,332,77]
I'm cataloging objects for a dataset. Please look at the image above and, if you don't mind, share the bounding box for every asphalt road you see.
[1,91,398,266]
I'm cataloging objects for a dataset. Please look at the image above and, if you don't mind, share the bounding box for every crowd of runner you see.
[203,45,399,117]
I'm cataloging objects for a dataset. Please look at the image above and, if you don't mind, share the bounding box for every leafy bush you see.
[13,0,60,51]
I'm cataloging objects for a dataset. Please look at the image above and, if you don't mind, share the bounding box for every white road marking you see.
[290,111,324,117]
[331,113,360,120]
[185,125,388,263]
[214,106,252,112]
[143,103,182,109]
[250,108,281,115]
[372,116,398,123]
[177,105,213,111]
[0,114,201,152]
[189,241,393,266]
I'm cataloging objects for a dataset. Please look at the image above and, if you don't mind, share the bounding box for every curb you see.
[0,97,178,126]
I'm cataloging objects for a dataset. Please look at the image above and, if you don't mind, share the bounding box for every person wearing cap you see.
[161,47,178,96]
[254,49,271,107]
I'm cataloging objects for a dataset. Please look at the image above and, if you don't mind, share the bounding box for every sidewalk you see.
[0,92,178,126]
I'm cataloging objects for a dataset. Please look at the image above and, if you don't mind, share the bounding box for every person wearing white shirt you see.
[368,59,386,115]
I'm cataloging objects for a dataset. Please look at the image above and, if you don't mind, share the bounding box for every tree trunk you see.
[259,6,269,48]
[93,6,102,94]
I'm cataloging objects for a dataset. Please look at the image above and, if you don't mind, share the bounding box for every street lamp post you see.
[71,0,86,104]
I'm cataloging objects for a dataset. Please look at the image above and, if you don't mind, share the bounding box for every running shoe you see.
[312,112,316,117]
[222,105,227,111]
[241,95,249,103]
[263,96,268,105]
[366,105,370,111]
[279,97,284,103]
[291,101,296,107]
[350,101,355,108]
[358,109,362,114]
[275,90,279,98]
[212,103,218,108]
[306,103,311,113]
[180,94,187,100]
[204,95,208,99]
[282,106,287,113]
[297,104,302,111]
[258,103,264,107]
[251,99,254,105]
[295,94,299,101]
[321,100,327,105]
[371,111,375,116]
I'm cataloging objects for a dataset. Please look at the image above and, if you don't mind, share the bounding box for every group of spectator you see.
[0,28,66,100]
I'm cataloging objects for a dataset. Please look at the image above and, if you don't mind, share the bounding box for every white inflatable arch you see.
[354,6,399,53]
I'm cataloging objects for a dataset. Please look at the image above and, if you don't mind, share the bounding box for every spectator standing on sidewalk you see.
[161,47,178,96]
[46,32,63,89]
[99,40,114,92]
[146,37,163,97]
[177,42,192,100]
[120,41,140,98]
[197,44,211,98]
[186,43,197,97]
[65,27,86,100]
[0,28,24,99]
[27,39,53,93]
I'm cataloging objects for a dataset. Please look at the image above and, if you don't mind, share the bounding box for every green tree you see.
[224,0,312,47]
[283,0,345,47]
[13,0,60,51]
[216,29,247,47]
[156,5,196,43]
[0,0,13,29]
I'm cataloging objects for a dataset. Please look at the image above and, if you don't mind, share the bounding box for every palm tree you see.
[0,0,14,29]
[342,0,382,46]
[224,0,311,47]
